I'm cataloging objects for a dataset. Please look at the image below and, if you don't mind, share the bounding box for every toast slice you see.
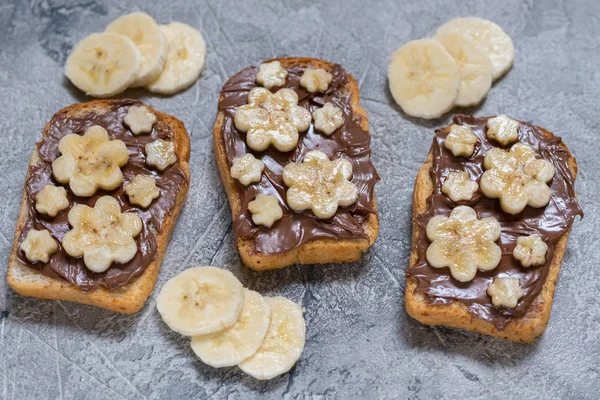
[405,117,580,343]
[7,100,190,314]
[213,57,379,271]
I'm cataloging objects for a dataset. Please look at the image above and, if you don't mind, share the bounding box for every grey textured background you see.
[0,0,598,399]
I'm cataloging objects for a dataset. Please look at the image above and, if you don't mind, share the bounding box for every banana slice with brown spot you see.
[64,32,140,98]
[388,39,460,119]
[238,296,306,380]
[156,267,244,336]
[105,12,168,87]
[191,289,271,368]
[145,22,206,95]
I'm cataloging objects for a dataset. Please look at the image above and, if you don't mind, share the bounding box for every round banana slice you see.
[64,32,141,98]
[437,17,514,81]
[156,267,243,336]
[433,32,493,107]
[191,289,271,368]
[388,39,460,119]
[145,22,206,95]
[105,12,168,87]
[238,297,306,380]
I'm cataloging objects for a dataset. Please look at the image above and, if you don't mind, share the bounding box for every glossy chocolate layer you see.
[17,99,188,291]
[407,115,582,329]
[218,64,379,255]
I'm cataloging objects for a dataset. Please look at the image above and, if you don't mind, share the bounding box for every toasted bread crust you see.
[405,126,577,342]
[213,57,379,271]
[7,100,190,314]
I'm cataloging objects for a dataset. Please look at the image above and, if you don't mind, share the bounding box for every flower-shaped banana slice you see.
[234,87,311,152]
[52,125,129,197]
[426,206,501,282]
[124,105,157,135]
[255,61,288,89]
[487,277,524,308]
[20,229,58,263]
[300,68,333,93]
[486,115,520,146]
[62,196,142,273]
[248,194,283,228]
[513,234,548,267]
[442,171,478,202]
[124,175,160,208]
[282,150,358,219]
[480,143,555,215]
[312,103,344,135]
[444,124,478,157]
[145,139,177,171]
[230,153,264,186]
[35,184,69,217]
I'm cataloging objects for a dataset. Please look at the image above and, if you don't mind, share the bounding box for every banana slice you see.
[145,22,206,95]
[64,32,141,98]
[105,12,168,88]
[433,32,493,107]
[238,297,306,380]
[388,39,460,119]
[191,289,271,368]
[156,267,244,336]
[436,17,514,81]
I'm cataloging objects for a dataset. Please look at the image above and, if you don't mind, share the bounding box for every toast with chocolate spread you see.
[8,100,190,313]
[214,58,379,270]
[405,115,582,342]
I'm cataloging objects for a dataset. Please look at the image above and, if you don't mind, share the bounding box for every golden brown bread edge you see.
[213,57,379,271]
[7,100,191,314]
[405,125,577,343]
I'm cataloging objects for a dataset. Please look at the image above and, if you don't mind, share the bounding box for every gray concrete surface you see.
[1,0,599,398]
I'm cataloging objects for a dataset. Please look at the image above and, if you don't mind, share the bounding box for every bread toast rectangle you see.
[7,100,190,314]
[214,58,379,271]
[405,116,581,342]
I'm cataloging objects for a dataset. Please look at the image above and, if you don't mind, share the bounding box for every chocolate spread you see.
[17,99,188,291]
[407,115,582,329]
[218,64,379,254]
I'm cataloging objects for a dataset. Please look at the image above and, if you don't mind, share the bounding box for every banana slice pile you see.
[388,17,514,119]
[156,267,306,380]
[65,12,206,98]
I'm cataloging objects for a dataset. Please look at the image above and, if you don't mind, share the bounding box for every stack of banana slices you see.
[388,17,514,119]
[156,267,306,380]
[65,12,206,98]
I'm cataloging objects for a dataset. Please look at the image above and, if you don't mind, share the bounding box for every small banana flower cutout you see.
[513,234,548,267]
[62,196,142,273]
[20,229,58,263]
[486,114,520,146]
[52,125,129,197]
[487,277,524,308]
[35,184,69,217]
[444,124,478,157]
[124,105,157,135]
[124,175,160,208]
[312,103,344,135]
[426,206,501,282]
[255,61,288,89]
[300,68,333,93]
[442,171,478,202]
[480,143,555,215]
[248,194,283,228]
[145,139,177,171]
[230,154,265,186]
[282,150,358,219]
[234,87,311,152]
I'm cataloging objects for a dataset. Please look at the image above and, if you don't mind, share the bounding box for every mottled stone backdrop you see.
[0,0,598,399]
